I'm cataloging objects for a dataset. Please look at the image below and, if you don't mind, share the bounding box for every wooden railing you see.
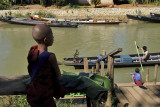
[83,48,123,107]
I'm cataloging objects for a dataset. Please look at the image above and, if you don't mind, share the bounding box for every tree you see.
[91,0,101,8]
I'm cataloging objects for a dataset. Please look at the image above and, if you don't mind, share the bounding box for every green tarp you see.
[61,71,111,100]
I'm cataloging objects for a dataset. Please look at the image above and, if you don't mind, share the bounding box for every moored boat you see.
[29,15,56,21]
[150,12,160,17]
[126,14,160,23]
[63,52,160,69]
[71,19,123,24]
[0,17,78,28]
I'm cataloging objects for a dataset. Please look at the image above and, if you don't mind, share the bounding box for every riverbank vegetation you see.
[0,0,159,10]
[0,95,74,107]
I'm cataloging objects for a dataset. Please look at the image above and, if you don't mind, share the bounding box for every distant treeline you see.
[0,0,160,10]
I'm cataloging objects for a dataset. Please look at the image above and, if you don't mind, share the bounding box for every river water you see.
[0,21,160,83]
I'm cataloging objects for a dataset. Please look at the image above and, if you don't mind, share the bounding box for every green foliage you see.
[8,11,12,16]
[13,12,31,18]
[0,95,74,107]
[34,11,46,17]
[12,5,19,10]
[0,95,30,107]
[0,0,9,10]
[33,11,55,18]
[56,0,68,6]
[91,0,101,7]
[55,99,74,107]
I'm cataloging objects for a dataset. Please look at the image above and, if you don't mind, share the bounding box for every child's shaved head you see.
[32,24,53,44]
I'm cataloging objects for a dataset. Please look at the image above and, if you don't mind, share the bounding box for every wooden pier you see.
[115,83,160,107]
[90,49,160,107]
[114,64,160,107]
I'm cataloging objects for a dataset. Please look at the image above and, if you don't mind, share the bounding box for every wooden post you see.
[101,50,106,76]
[86,96,91,107]
[154,64,158,85]
[106,90,112,107]
[106,56,114,107]
[83,58,88,73]
[101,61,104,76]
[96,62,100,73]
[91,66,95,73]
[146,68,149,83]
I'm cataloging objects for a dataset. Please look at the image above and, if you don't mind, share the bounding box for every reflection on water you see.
[0,22,160,83]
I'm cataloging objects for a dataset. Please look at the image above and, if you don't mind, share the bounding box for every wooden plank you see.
[0,75,28,95]
[126,87,149,107]
[114,88,129,106]
[119,87,137,106]
[116,83,136,87]
[154,85,160,91]
[133,86,158,105]
[134,86,160,104]
[146,86,160,97]
[97,48,122,62]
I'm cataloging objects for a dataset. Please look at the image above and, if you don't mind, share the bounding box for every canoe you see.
[71,19,123,24]
[29,16,123,24]
[63,52,160,69]
[126,14,160,23]
[0,17,78,28]
[75,21,122,24]
[29,15,56,21]
[150,12,160,17]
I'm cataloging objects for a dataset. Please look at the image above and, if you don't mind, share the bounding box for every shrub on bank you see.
[0,95,74,107]
[0,1,9,10]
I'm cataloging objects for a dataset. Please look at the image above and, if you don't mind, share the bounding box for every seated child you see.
[26,24,67,107]
[130,68,142,86]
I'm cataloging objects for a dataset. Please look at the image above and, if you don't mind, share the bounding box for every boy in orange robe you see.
[26,24,67,107]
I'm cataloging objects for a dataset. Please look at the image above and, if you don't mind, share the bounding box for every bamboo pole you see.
[146,68,149,83]
[154,64,158,85]
[83,58,88,73]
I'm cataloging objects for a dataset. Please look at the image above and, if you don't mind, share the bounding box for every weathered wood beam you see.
[83,58,88,73]
[154,64,158,85]
[97,48,122,62]
[0,75,29,95]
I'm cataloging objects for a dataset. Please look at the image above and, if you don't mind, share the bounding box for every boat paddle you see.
[135,41,144,72]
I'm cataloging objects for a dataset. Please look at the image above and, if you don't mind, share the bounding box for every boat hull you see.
[63,52,160,69]
[126,14,160,23]
[0,17,78,28]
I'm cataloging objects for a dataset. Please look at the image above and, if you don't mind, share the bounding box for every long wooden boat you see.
[29,15,56,21]
[150,12,160,17]
[29,16,123,24]
[126,14,160,23]
[74,20,122,24]
[63,52,160,69]
[0,17,78,28]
